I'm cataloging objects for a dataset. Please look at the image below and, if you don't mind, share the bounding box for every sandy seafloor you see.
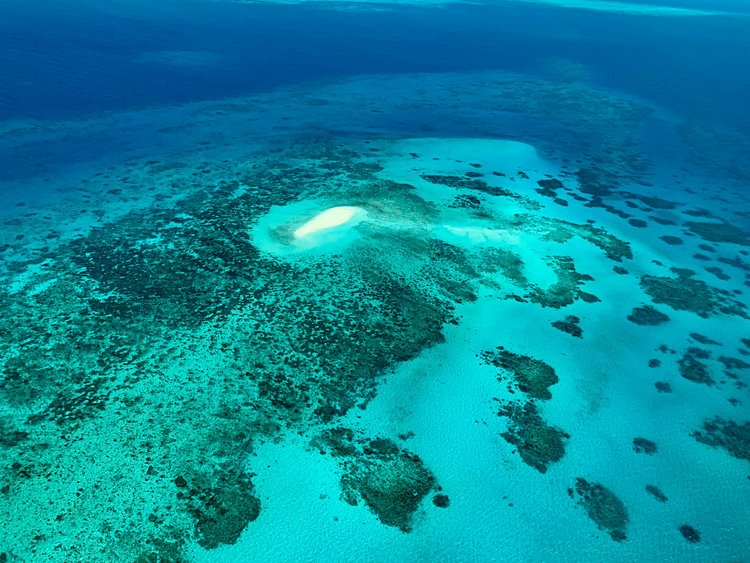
[1,58,750,563]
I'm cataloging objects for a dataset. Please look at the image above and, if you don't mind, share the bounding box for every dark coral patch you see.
[526,256,595,309]
[476,248,528,286]
[640,269,748,318]
[679,524,701,543]
[449,194,482,209]
[432,494,450,508]
[690,332,720,346]
[0,420,29,447]
[420,174,540,210]
[660,235,683,245]
[719,356,750,370]
[678,348,715,386]
[498,400,568,473]
[632,437,658,455]
[705,266,730,281]
[179,469,261,549]
[645,485,667,502]
[627,305,670,326]
[572,478,629,542]
[314,429,437,532]
[551,315,583,338]
[685,221,750,246]
[481,348,559,401]
[692,417,750,463]
[536,178,564,198]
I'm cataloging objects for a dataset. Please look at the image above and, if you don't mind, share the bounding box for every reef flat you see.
[1,69,749,562]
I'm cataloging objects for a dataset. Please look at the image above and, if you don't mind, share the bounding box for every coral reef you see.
[627,305,670,326]
[527,256,598,308]
[632,438,658,455]
[0,142,473,560]
[679,524,701,543]
[640,269,748,318]
[692,417,750,463]
[498,400,568,473]
[432,494,450,508]
[551,315,583,338]
[645,485,667,502]
[678,348,715,386]
[684,221,750,246]
[420,174,541,210]
[571,478,629,542]
[481,348,559,401]
[313,428,437,532]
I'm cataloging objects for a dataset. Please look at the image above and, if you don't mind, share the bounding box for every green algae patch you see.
[640,269,748,319]
[482,348,559,401]
[313,428,438,532]
[692,417,750,463]
[498,400,568,473]
[571,478,629,542]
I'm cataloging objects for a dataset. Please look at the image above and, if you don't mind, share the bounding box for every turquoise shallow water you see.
[1,2,749,562]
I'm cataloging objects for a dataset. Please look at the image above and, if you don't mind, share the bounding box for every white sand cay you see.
[251,201,370,257]
[293,205,367,239]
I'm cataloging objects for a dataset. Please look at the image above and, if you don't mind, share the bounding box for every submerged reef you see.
[692,417,750,463]
[0,127,646,560]
[571,478,629,542]
[632,437,658,455]
[497,400,568,473]
[482,348,559,400]
[678,348,715,386]
[640,269,748,318]
[645,485,668,502]
[420,174,541,210]
[679,524,702,543]
[684,221,750,246]
[177,468,261,549]
[475,247,528,287]
[526,256,598,308]
[518,215,633,263]
[627,305,670,326]
[551,315,583,338]
[313,428,438,532]
[0,142,474,560]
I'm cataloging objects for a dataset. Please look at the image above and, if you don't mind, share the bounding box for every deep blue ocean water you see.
[1,0,749,127]
[2,0,749,185]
